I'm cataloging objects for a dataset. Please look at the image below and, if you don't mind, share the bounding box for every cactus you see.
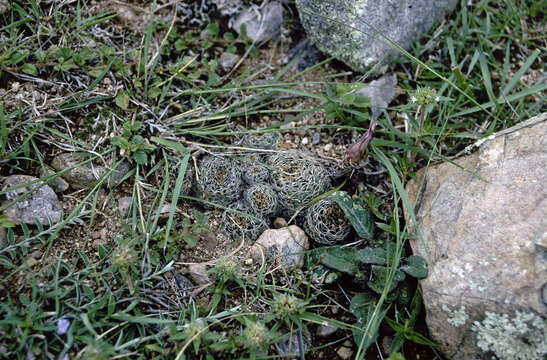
[222,201,268,242]
[244,183,278,217]
[240,132,282,150]
[268,151,331,215]
[304,197,351,245]
[196,155,242,206]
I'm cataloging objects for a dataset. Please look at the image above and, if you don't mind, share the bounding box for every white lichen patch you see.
[442,304,469,327]
[472,311,547,360]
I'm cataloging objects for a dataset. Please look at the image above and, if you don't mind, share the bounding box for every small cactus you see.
[304,197,351,245]
[244,183,278,217]
[222,202,268,242]
[196,155,242,206]
[240,132,282,150]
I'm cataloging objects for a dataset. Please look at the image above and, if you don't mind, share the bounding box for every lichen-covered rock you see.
[296,0,458,75]
[249,225,309,270]
[404,113,547,359]
[2,175,63,225]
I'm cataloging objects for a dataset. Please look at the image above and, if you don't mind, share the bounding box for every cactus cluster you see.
[192,146,350,245]
[240,132,282,150]
[304,197,352,245]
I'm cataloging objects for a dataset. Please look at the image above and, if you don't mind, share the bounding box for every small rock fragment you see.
[249,225,309,270]
[117,197,132,217]
[232,2,283,42]
[336,346,353,360]
[201,231,218,252]
[301,137,309,145]
[2,175,63,225]
[356,74,398,120]
[273,217,287,229]
[312,133,321,145]
[187,263,211,285]
[219,52,240,72]
[40,166,69,193]
[316,324,338,338]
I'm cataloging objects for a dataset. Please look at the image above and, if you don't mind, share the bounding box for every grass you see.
[0,0,545,359]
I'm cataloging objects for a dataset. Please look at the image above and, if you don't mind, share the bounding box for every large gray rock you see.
[405,113,547,359]
[2,175,63,225]
[296,0,458,74]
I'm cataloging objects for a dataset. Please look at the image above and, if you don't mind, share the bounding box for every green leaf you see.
[21,63,37,76]
[400,255,428,279]
[350,293,385,352]
[367,265,405,294]
[317,247,360,275]
[206,23,219,37]
[132,150,147,165]
[332,191,374,239]
[356,247,386,265]
[115,91,130,110]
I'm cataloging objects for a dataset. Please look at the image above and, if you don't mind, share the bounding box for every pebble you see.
[301,137,309,145]
[316,324,338,338]
[249,225,309,270]
[187,263,211,285]
[2,175,63,225]
[117,197,132,217]
[336,346,353,360]
[219,52,240,72]
[273,217,287,229]
[40,166,69,193]
[312,133,321,145]
[201,231,218,252]
[323,143,333,152]
[232,2,283,42]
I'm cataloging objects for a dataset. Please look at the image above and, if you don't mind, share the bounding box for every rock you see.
[187,263,211,285]
[218,52,240,72]
[273,217,287,229]
[232,2,283,43]
[2,175,63,225]
[336,346,353,360]
[40,166,69,193]
[249,225,309,270]
[117,196,132,217]
[312,133,321,145]
[200,231,218,252]
[301,137,309,145]
[286,39,326,71]
[51,153,131,190]
[404,113,547,360]
[275,327,311,358]
[296,0,458,75]
[316,323,338,338]
[356,74,397,120]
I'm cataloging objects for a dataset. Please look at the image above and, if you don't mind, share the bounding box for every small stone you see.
[187,263,211,285]
[301,137,309,145]
[232,2,283,42]
[153,203,172,220]
[323,143,332,152]
[316,324,338,338]
[2,175,63,225]
[275,328,311,358]
[117,197,132,217]
[336,346,353,360]
[40,166,69,193]
[244,258,253,266]
[273,217,287,229]
[219,52,240,72]
[312,133,321,145]
[249,225,309,270]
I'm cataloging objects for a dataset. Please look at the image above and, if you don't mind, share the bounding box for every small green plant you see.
[266,293,308,327]
[240,319,273,356]
[111,120,156,165]
[325,82,370,125]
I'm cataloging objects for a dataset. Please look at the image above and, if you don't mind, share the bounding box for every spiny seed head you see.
[272,294,303,318]
[410,87,439,106]
[214,256,240,281]
[242,321,270,349]
[110,244,137,270]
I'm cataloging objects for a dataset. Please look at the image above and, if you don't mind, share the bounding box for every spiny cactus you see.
[268,151,331,215]
[196,155,242,206]
[222,201,268,242]
[240,132,282,150]
[244,183,278,217]
[304,197,351,245]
